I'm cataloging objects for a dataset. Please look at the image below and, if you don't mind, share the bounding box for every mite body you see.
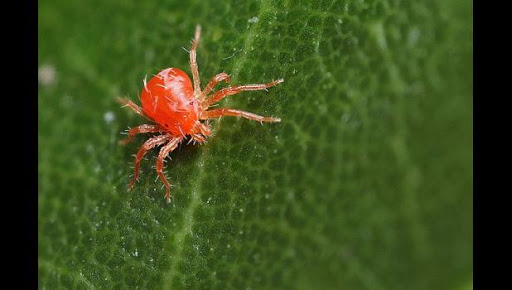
[119,25,283,203]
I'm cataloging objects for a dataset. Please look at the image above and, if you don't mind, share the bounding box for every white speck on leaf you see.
[318,104,327,114]
[248,16,259,24]
[104,111,115,123]
[38,64,57,87]
[286,190,295,201]
[86,144,94,154]
[408,27,421,47]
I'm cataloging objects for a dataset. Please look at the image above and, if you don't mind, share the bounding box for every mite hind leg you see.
[155,138,182,203]
[117,97,153,121]
[128,134,170,190]
[120,124,162,144]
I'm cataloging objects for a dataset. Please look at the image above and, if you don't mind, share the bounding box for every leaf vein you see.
[163,0,276,288]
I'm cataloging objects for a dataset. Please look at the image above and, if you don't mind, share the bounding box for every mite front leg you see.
[206,79,283,107]
[201,73,230,98]
[190,25,202,93]
[128,134,170,191]
[202,108,281,123]
[156,138,182,203]
[117,97,153,121]
[189,134,207,145]
[120,124,162,145]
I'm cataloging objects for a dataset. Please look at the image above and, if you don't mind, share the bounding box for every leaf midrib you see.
[162,0,275,287]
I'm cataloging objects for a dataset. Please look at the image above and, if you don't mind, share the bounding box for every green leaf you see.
[39,0,472,289]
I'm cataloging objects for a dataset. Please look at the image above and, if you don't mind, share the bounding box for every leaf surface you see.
[39,0,472,288]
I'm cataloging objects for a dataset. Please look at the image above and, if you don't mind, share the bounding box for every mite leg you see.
[202,108,281,123]
[120,124,162,145]
[206,79,283,107]
[117,97,152,121]
[128,134,170,191]
[201,72,230,98]
[156,138,182,203]
[189,25,202,93]
[190,134,207,145]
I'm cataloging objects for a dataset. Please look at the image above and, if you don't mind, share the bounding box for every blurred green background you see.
[39,0,472,289]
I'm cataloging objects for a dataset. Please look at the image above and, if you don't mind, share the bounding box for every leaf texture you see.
[39,0,472,289]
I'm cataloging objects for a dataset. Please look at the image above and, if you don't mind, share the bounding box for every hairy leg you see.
[202,108,281,123]
[117,97,152,121]
[201,72,230,98]
[155,138,182,203]
[120,124,162,145]
[190,134,207,144]
[190,25,202,93]
[128,134,170,190]
[206,78,283,107]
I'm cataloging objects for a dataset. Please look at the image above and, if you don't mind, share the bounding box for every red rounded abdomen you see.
[141,68,199,136]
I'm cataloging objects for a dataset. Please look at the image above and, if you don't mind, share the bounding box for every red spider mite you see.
[118,25,283,203]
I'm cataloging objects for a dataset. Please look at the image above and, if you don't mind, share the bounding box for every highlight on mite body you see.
[118,25,283,203]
